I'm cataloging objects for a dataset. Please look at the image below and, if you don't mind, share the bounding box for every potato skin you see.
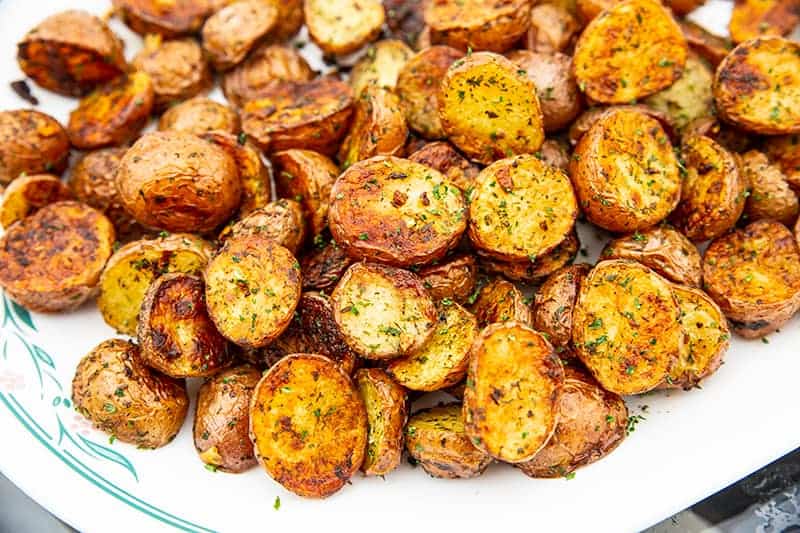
[201,0,277,71]
[272,150,338,237]
[533,264,592,350]
[193,364,261,473]
[17,10,126,97]
[478,230,580,283]
[338,86,408,168]
[741,150,799,226]
[0,110,70,185]
[112,0,213,37]
[526,3,580,54]
[158,97,240,136]
[305,0,385,55]
[383,0,426,49]
[568,104,677,148]
[425,0,531,53]
[355,368,407,476]
[0,201,114,313]
[644,52,714,132]
[678,20,732,68]
[219,200,306,255]
[470,278,532,328]
[0,174,72,230]
[269,0,304,41]
[407,141,480,192]
[729,0,800,44]
[72,339,188,449]
[418,254,477,303]
[350,39,414,97]
[300,240,354,291]
[250,354,368,498]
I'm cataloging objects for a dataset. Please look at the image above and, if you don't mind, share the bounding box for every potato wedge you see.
[355,368,407,476]
[0,110,70,185]
[424,0,531,53]
[703,219,800,338]
[741,150,799,226]
[331,262,437,359]
[350,40,414,97]
[533,264,592,350]
[479,230,580,284]
[158,97,240,136]
[112,0,212,37]
[300,239,354,291]
[201,0,277,71]
[418,254,477,303]
[526,3,580,54]
[644,53,714,131]
[678,20,732,68]
[729,0,800,44]
[250,354,367,498]
[407,141,481,192]
[272,149,338,237]
[572,0,688,103]
[339,86,408,168]
[470,278,532,328]
[304,0,385,56]
[0,174,71,229]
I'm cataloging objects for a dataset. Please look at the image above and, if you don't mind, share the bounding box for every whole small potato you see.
[158,97,240,136]
[0,110,70,185]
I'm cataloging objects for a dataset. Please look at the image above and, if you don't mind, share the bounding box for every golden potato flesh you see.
[729,0,800,44]
[338,86,408,168]
[741,150,799,226]
[478,229,580,283]
[644,53,714,131]
[572,0,688,103]
[133,36,212,110]
[533,264,592,350]
[300,239,353,292]
[573,259,683,395]
[424,0,531,53]
[470,278,532,328]
[355,368,407,476]
[0,110,70,185]
[201,132,270,217]
[272,149,338,237]
[350,39,414,96]
[304,0,385,55]
[0,174,71,229]
[407,141,481,192]
[418,253,477,303]
[201,0,277,71]
[158,97,240,136]
[112,0,213,37]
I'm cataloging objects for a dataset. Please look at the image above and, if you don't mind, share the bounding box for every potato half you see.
[0,174,71,229]
[201,0,277,71]
[350,39,414,96]
[217,199,306,255]
[407,141,481,192]
[418,254,478,303]
[533,264,592,350]
[112,0,212,37]
[272,149,338,237]
[644,53,714,132]
[355,368,407,476]
[741,150,799,226]
[729,0,800,44]
[478,230,580,284]
[338,86,408,168]
[0,110,70,185]
[304,0,385,55]
[763,134,800,193]
[470,278,532,328]
[158,97,240,136]
[424,0,531,53]
[300,240,354,292]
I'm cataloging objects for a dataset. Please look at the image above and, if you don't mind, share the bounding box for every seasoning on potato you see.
[271,149,337,237]
[0,109,70,185]
[470,278,532,328]
[424,0,531,53]
[201,0,278,71]
[112,0,213,38]
[533,264,592,350]
[729,0,800,44]
[0,174,72,229]
[644,53,714,131]
[418,254,477,303]
[478,230,580,283]
[350,39,413,97]
[202,131,271,216]
[218,199,306,254]
[338,85,408,168]
[300,239,354,292]
[741,150,799,226]
[355,368,407,476]
[407,141,481,192]
[158,97,240,136]
[304,0,385,56]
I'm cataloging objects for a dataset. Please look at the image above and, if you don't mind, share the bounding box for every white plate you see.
[0,1,798,532]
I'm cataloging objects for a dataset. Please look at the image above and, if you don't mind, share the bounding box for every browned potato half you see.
[72,339,188,449]
[714,37,800,135]
[479,230,580,283]
[0,201,114,313]
[112,0,212,37]
[194,365,261,473]
[538,139,571,172]
[339,86,408,168]
[405,404,492,478]
[601,226,703,287]
[268,0,304,41]
[138,273,234,378]
[355,368,407,476]
[703,219,800,338]
[418,254,477,303]
[98,233,213,335]
[387,301,477,391]
[350,39,414,96]
[205,236,301,348]
[568,104,677,147]
[250,354,367,498]
[573,259,683,395]
[533,264,592,350]
[764,134,800,192]
[741,150,799,226]
[0,174,71,229]
[304,0,385,55]
[201,131,270,216]
[571,107,681,232]
[17,10,126,96]
[0,110,69,185]
[329,156,467,267]
[67,72,154,150]
[469,154,576,263]
[272,150,338,237]
[573,0,688,104]
[470,278,532,328]
[218,200,306,254]
[669,135,746,242]
[383,0,426,49]
[439,52,545,164]
[117,131,241,233]
[424,0,531,53]
[300,239,354,291]
[407,141,480,192]
[201,0,277,71]
[678,20,732,68]
[517,366,627,478]
[158,97,239,136]
[241,78,354,155]
[644,53,714,131]
[464,321,564,463]
[729,0,800,44]
[526,3,580,54]
[396,46,463,140]
[331,262,437,359]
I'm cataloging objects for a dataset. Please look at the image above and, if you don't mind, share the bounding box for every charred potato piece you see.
[678,20,732,68]
[339,86,408,168]
[424,0,531,53]
[764,134,800,192]
[573,259,683,395]
[518,366,627,478]
[201,0,277,71]
[300,239,354,291]
[112,0,212,37]
[117,131,241,233]
[405,404,492,478]
[0,174,71,229]
[742,150,799,226]
[272,150,337,237]
[418,254,477,303]
[407,141,480,192]
[714,37,800,135]
[573,0,688,104]
[138,273,234,378]
[304,0,385,56]
[17,10,126,97]
[355,368,407,476]
[439,52,545,164]
[470,278,532,328]
[464,322,564,463]
[533,264,591,350]
[571,107,681,233]
[72,339,188,449]
[383,0,426,49]
[479,230,580,283]
[729,0,800,44]
[219,200,306,254]
[526,3,580,54]
[703,219,800,338]
[0,201,114,313]
[331,262,437,359]
[202,132,270,216]
[250,354,367,498]
[644,53,714,131]
[350,40,414,97]
[0,110,70,185]
[158,97,239,136]
[329,156,467,267]
[194,365,261,473]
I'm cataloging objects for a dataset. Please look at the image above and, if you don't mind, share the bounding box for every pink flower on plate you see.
[70,412,94,436]
[0,369,26,392]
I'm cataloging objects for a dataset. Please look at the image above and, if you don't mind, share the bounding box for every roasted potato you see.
[67,72,155,150]
[194,365,261,473]
[424,0,531,53]
[682,116,754,154]
[576,0,616,23]
[329,156,467,267]
[137,273,234,378]
[405,403,492,478]
[219,200,306,254]
[395,46,463,140]
[729,0,800,44]
[703,219,800,338]
[517,366,627,478]
[350,40,414,97]
[300,239,354,291]
[669,135,747,242]
[271,150,337,237]
[112,0,213,38]
[439,52,545,164]
[250,354,368,498]
[201,131,270,216]
[0,174,71,229]
[601,226,703,287]
[407,141,480,192]
[158,97,239,136]
[572,259,683,395]
[537,139,571,172]
[98,233,213,335]
[644,53,714,131]
[479,230,580,283]
[470,278,532,328]
[464,321,564,463]
[72,339,188,449]
[764,134,800,192]
[568,104,677,148]
[355,368,407,476]
[201,0,277,71]
[667,0,707,15]
[383,0,426,49]
[338,86,408,168]
[241,78,354,156]
[741,150,799,226]
[116,131,241,233]
[268,0,304,41]
[0,201,114,313]
[205,236,301,348]
[0,109,70,185]
[570,107,681,233]
[714,37,800,135]
[331,262,437,359]
[304,0,385,56]
[678,20,732,68]
[526,3,580,54]
[572,0,688,104]
[533,264,592,350]
[17,10,126,96]
[418,254,477,303]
